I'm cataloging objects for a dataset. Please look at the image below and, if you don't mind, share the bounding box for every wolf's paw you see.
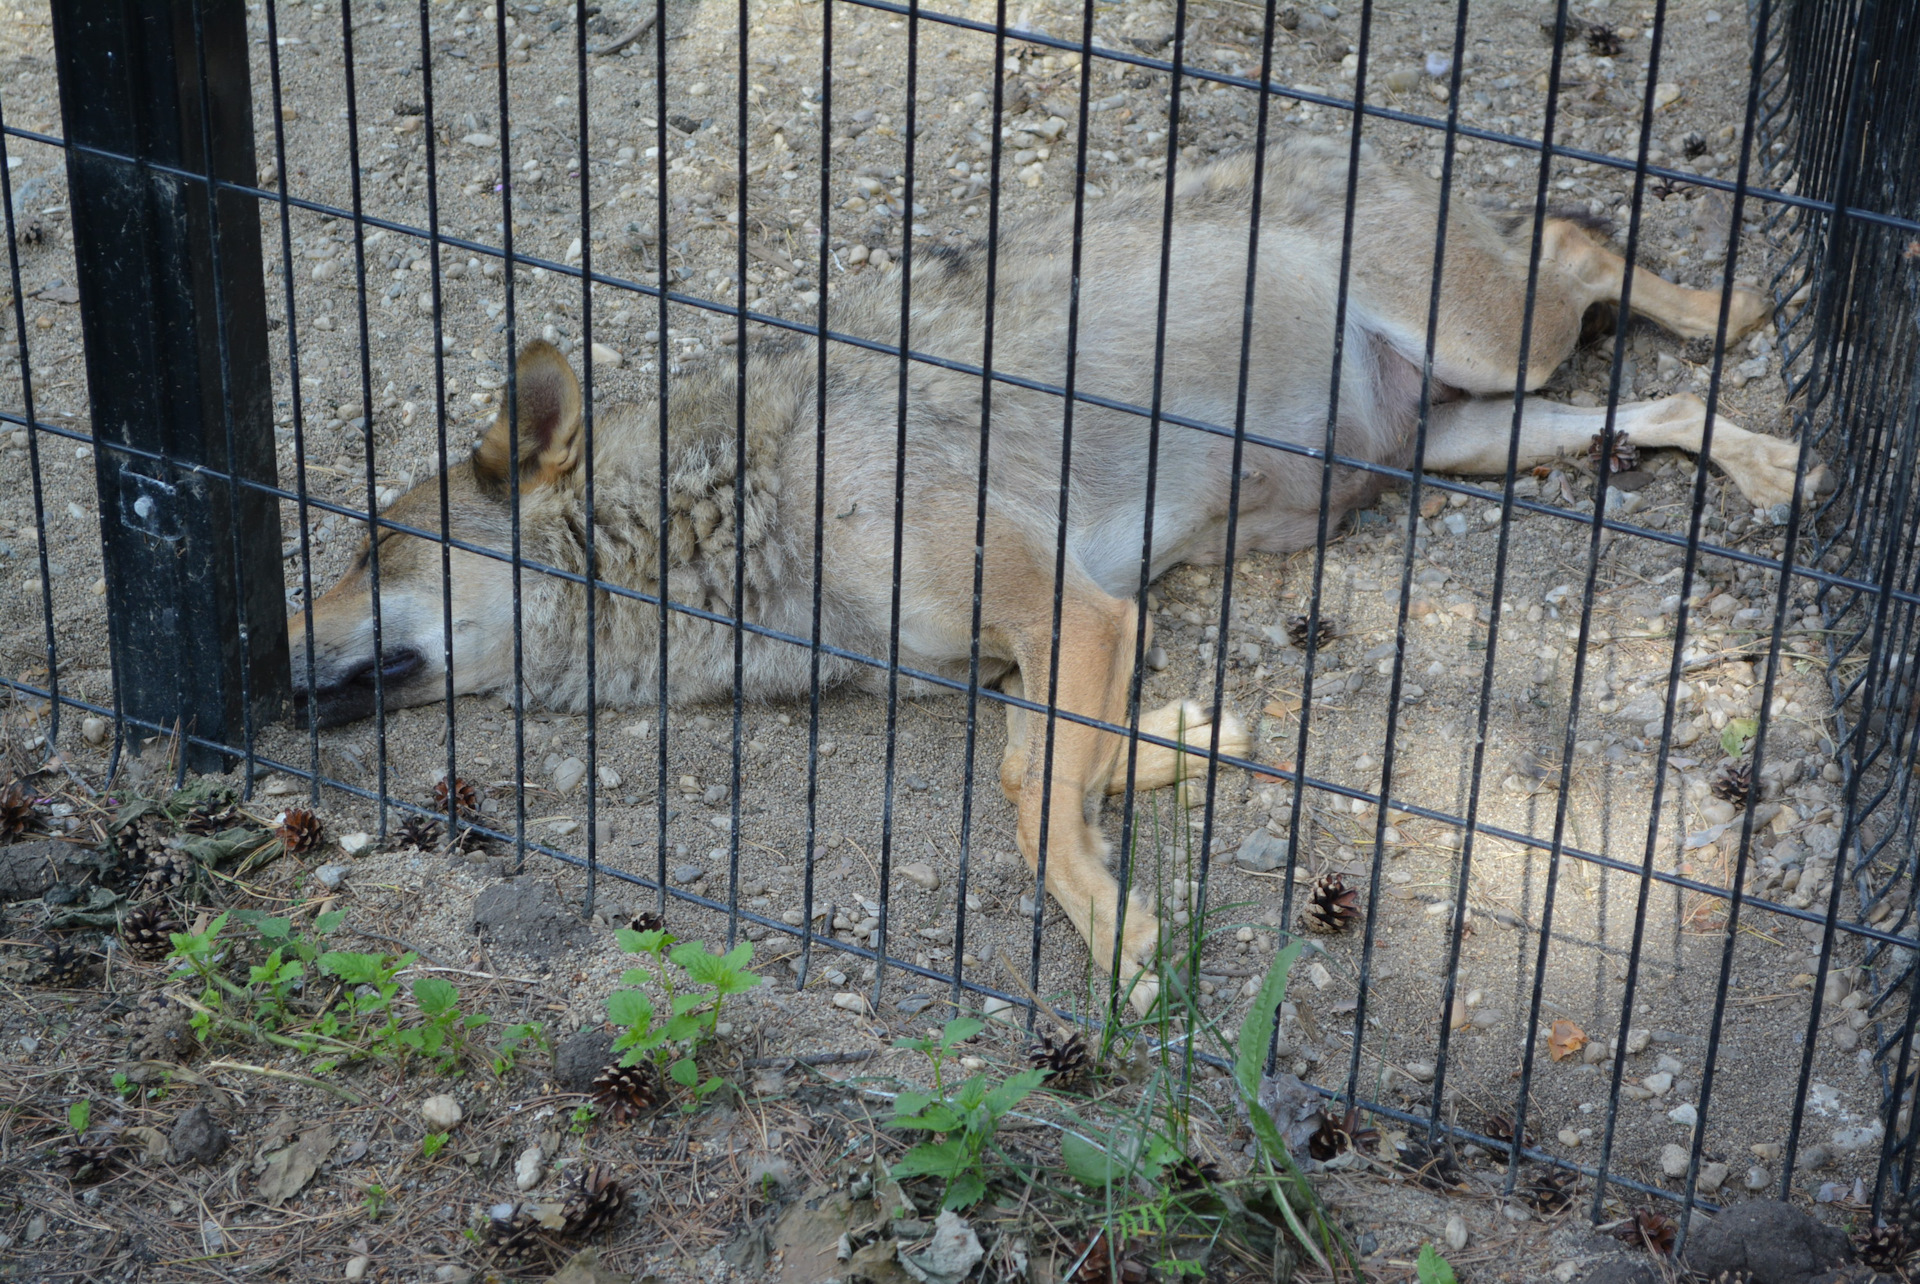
[1118,700,1250,792]
[1717,423,1819,510]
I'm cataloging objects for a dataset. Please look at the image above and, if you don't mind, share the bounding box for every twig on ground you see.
[202,1059,364,1103]
[743,1049,877,1069]
[589,12,655,56]
[338,925,440,965]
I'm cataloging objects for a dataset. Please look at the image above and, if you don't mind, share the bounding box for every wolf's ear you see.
[472,340,584,488]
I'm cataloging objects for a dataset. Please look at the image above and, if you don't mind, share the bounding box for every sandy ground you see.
[0,0,1904,1277]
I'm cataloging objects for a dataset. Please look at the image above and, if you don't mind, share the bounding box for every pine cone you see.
[1027,1031,1093,1092]
[141,847,194,896]
[560,1162,627,1238]
[37,939,92,986]
[120,904,184,962]
[16,220,42,248]
[1589,429,1640,476]
[1484,1113,1527,1151]
[484,1207,544,1260]
[1855,1224,1913,1273]
[1069,1230,1150,1284]
[1585,22,1624,56]
[0,781,40,840]
[1307,1106,1379,1162]
[125,991,195,1060]
[626,910,665,935]
[274,808,323,854]
[116,811,172,861]
[1615,1208,1677,1255]
[180,797,239,836]
[1524,1166,1577,1214]
[1167,1153,1221,1190]
[395,815,442,851]
[1710,761,1752,808]
[58,1139,127,1185]
[590,1060,663,1125]
[1286,613,1335,650]
[1393,1135,1463,1190]
[1302,872,1361,933]
[434,776,480,814]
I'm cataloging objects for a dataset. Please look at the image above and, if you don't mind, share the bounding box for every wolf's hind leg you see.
[1111,701,1251,794]
[1544,217,1769,343]
[1422,392,1825,510]
[987,545,1165,1016]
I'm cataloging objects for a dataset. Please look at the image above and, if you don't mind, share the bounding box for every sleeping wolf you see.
[291,135,1816,1010]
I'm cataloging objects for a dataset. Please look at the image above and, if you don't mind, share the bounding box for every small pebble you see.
[345,1256,370,1281]
[1660,1143,1689,1178]
[1668,1103,1698,1127]
[1744,1164,1771,1191]
[1425,51,1452,77]
[1697,1161,1729,1194]
[552,756,587,794]
[899,862,940,891]
[1445,1213,1468,1251]
[513,1145,544,1191]
[314,864,350,890]
[337,833,370,856]
[832,992,871,1014]
[81,716,107,745]
[671,863,705,884]
[1642,1071,1673,1095]
[1557,1128,1580,1147]
[420,1094,462,1130]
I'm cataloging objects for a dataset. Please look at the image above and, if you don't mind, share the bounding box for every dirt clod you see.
[555,1026,619,1093]
[471,878,592,960]
[1684,1200,1851,1284]
[169,1102,229,1165]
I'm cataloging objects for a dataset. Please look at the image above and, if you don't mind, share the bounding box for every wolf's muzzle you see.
[291,647,423,728]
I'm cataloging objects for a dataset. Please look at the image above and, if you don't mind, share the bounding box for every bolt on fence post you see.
[50,0,287,773]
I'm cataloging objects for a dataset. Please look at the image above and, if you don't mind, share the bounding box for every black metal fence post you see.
[49,0,286,772]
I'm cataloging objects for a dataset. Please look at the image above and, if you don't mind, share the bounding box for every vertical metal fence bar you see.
[1368,0,1471,1123]
[489,0,529,873]
[869,0,925,1010]
[414,0,461,842]
[0,94,56,759]
[262,0,323,803]
[797,0,837,991]
[50,0,288,775]
[337,0,390,834]
[726,0,751,947]
[949,0,1019,1011]
[575,0,601,920]
[1474,0,1579,1194]
[651,0,672,920]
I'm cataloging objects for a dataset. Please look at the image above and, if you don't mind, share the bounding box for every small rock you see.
[1144,646,1168,670]
[671,863,705,884]
[1445,1213,1468,1251]
[337,833,370,856]
[1384,67,1420,94]
[1652,82,1682,110]
[1625,1028,1652,1054]
[81,716,107,745]
[554,1028,618,1093]
[1668,1103,1698,1127]
[420,1094,462,1131]
[1697,1161,1729,1194]
[1642,1071,1673,1095]
[170,1102,229,1165]
[899,1210,984,1284]
[832,992,871,1014]
[552,756,587,794]
[514,1145,545,1191]
[345,1256,370,1281]
[1745,1165,1770,1190]
[899,862,940,891]
[314,864,350,890]
[1425,51,1452,77]
[1660,1143,1690,1178]
[590,342,622,368]
[1235,829,1288,872]
[1557,1128,1580,1147]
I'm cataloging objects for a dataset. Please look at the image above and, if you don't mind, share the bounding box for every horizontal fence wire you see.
[0,0,1915,1237]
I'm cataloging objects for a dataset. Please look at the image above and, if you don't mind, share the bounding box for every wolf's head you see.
[288,341,586,726]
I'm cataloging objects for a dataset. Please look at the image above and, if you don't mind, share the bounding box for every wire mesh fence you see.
[0,0,1916,1242]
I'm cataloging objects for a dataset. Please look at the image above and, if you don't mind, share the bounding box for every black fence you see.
[1,0,1918,1243]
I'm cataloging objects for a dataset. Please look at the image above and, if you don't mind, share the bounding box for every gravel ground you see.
[0,0,1903,1277]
